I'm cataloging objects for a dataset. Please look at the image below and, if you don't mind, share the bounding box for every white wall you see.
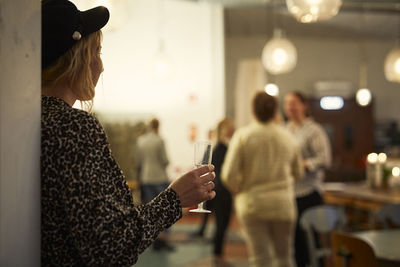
[0,0,41,265]
[73,0,225,178]
[226,35,400,125]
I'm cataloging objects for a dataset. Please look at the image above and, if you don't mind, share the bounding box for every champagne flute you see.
[189,141,212,213]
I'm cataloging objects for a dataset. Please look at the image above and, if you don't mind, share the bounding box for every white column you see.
[234,59,267,128]
[0,0,41,266]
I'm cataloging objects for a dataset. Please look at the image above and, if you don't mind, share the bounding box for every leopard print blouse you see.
[41,96,182,266]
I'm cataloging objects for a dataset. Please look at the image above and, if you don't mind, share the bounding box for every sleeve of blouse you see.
[62,114,182,266]
[221,131,243,193]
[305,126,332,172]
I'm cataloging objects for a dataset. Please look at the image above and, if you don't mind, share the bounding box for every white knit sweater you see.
[221,121,304,221]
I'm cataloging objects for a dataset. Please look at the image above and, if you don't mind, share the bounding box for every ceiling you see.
[184,0,400,40]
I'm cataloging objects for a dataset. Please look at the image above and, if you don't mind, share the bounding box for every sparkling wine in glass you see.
[189,141,212,213]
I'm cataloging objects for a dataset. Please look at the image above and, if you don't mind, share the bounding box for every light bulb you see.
[301,14,314,23]
[310,6,320,14]
[264,83,279,96]
[272,49,288,66]
[356,88,372,106]
[261,37,297,75]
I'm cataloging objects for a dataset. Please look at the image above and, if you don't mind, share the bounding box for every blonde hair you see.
[42,31,103,111]
[216,118,233,143]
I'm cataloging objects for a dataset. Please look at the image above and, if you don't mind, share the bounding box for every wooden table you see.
[323,182,400,228]
[353,229,400,265]
[323,182,400,212]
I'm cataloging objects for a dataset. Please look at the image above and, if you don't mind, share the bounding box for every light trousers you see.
[239,215,296,267]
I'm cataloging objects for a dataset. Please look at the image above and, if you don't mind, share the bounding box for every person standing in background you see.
[222,92,304,267]
[137,118,174,251]
[210,118,235,266]
[284,91,332,267]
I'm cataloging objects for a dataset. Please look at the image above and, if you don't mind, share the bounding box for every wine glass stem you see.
[198,202,204,210]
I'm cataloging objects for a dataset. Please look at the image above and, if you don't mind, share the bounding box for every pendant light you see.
[355,4,372,107]
[356,61,372,107]
[261,2,297,75]
[384,6,400,83]
[384,46,400,83]
[262,29,297,75]
[286,0,342,23]
[264,74,279,97]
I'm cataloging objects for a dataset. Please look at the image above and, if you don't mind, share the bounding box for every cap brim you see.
[80,6,110,36]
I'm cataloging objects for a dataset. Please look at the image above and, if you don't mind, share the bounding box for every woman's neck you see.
[42,84,77,107]
[290,115,307,128]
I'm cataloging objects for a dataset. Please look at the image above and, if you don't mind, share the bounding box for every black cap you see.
[42,0,109,69]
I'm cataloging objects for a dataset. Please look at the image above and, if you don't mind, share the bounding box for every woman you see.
[210,118,235,266]
[222,92,304,267]
[284,91,332,267]
[41,0,215,265]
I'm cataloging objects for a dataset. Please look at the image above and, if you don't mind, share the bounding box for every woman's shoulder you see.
[305,118,328,138]
[71,108,102,129]
[42,96,100,125]
[42,97,105,140]
[60,107,103,136]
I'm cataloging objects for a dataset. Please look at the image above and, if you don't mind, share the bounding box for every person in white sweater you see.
[222,91,304,267]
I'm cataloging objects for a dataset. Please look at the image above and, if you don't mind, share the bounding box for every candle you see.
[367,153,378,164]
[367,153,378,188]
[378,153,387,163]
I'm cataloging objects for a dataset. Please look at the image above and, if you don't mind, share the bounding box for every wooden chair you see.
[375,204,400,228]
[300,205,347,267]
[331,231,378,267]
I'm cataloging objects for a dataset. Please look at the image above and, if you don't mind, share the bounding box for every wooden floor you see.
[135,210,249,267]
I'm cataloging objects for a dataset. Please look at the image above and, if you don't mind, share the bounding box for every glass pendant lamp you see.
[261,29,297,75]
[286,0,342,23]
[384,47,400,83]
[355,8,372,107]
[356,62,372,107]
[384,6,400,83]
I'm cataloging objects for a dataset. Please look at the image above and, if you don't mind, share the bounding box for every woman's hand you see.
[169,165,216,208]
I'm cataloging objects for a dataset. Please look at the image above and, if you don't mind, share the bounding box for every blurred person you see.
[211,118,235,266]
[41,0,215,265]
[136,118,174,251]
[222,92,304,267]
[284,91,332,267]
[191,119,235,267]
